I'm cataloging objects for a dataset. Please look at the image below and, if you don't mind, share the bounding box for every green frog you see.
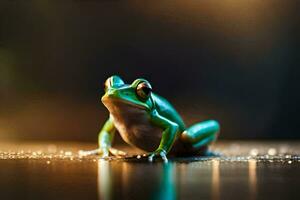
[81,75,220,162]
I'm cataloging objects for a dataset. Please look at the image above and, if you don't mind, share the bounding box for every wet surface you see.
[0,141,299,200]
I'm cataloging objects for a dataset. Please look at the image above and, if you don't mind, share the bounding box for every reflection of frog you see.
[97,161,177,200]
[83,75,220,162]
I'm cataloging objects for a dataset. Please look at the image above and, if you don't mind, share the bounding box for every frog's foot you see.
[78,148,127,158]
[109,148,127,157]
[148,149,168,163]
[78,148,102,157]
[78,148,109,158]
[202,149,222,157]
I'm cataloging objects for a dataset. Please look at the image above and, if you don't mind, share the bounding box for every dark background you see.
[0,0,299,141]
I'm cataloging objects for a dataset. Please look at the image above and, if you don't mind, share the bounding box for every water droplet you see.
[250,149,259,156]
[268,148,277,156]
[65,151,72,156]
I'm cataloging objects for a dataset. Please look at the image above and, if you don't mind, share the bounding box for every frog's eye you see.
[136,81,152,99]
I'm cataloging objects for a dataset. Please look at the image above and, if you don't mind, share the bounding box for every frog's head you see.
[101,75,153,111]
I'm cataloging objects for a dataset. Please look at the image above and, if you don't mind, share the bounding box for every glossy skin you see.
[82,75,220,162]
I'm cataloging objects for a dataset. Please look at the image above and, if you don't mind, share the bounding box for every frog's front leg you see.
[148,110,181,162]
[80,117,126,158]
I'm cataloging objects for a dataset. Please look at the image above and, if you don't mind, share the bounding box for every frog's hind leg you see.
[180,120,220,154]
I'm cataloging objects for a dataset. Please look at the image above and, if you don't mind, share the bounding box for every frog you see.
[81,75,220,162]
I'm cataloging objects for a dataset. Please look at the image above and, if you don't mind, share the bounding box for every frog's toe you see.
[78,149,101,157]
[147,150,168,163]
[161,154,168,163]
[148,153,155,162]
[78,148,111,158]
[109,148,127,156]
[203,150,222,157]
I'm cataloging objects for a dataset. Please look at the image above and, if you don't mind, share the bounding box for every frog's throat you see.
[101,96,149,110]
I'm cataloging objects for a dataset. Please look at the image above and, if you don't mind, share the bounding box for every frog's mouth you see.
[101,96,148,111]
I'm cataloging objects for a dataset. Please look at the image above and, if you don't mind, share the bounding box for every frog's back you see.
[151,93,185,131]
